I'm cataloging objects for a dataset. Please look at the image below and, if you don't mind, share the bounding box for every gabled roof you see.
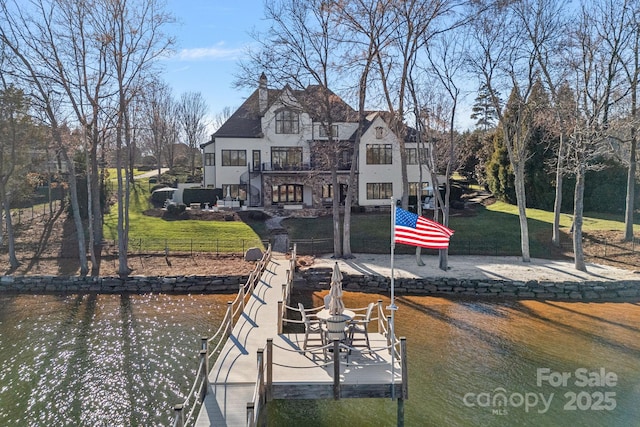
[212,84,357,139]
[212,88,282,138]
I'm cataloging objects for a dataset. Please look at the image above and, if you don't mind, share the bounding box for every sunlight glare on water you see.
[1,292,639,426]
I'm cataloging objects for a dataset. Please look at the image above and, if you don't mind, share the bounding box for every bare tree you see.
[566,1,628,271]
[102,0,174,277]
[238,0,347,258]
[211,106,234,133]
[468,2,539,262]
[511,0,572,248]
[142,80,175,178]
[0,0,90,275]
[177,91,208,178]
[421,31,466,270]
[335,0,395,258]
[0,83,33,269]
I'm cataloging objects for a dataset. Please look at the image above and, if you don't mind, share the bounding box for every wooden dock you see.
[194,253,406,427]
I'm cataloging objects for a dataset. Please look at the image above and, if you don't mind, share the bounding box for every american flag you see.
[394,207,454,249]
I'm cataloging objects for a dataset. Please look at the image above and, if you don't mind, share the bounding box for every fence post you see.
[200,349,209,402]
[377,300,384,333]
[277,301,283,334]
[226,301,233,337]
[333,340,340,399]
[400,337,408,399]
[266,338,273,402]
[386,315,392,352]
[239,283,245,312]
[173,404,184,427]
[257,348,264,405]
[247,402,255,427]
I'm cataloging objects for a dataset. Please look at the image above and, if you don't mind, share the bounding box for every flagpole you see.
[389,197,397,399]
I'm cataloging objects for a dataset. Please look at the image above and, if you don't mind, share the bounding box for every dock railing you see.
[266,302,407,400]
[170,244,272,427]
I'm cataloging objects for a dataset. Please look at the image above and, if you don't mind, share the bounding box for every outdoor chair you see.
[348,302,375,351]
[298,303,324,351]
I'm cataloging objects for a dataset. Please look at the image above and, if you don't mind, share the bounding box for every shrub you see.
[166,203,186,215]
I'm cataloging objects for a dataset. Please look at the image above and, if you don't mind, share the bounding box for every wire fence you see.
[290,236,640,259]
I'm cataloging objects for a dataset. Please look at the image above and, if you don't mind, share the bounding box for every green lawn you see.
[103,181,264,253]
[283,202,639,257]
[101,176,638,256]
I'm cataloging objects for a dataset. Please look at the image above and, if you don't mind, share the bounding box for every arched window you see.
[272,184,303,203]
[275,109,299,134]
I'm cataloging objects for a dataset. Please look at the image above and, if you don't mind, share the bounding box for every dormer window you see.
[275,109,300,134]
[319,124,339,138]
[375,126,384,139]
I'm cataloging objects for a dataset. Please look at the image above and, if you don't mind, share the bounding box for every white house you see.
[200,73,434,211]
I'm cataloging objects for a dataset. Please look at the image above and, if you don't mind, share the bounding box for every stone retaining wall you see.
[299,268,640,302]
[0,274,249,294]
[2,268,639,301]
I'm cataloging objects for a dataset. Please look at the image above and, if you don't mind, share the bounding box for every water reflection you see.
[0,293,229,426]
[1,293,638,426]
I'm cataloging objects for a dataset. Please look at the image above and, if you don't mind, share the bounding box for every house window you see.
[222,184,247,200]
[319,124,339,138]
[204,153,215,166]
[271,147,302,169]
[406,148,418,165]
[366,144,392,164]
[409,182,430,196]
[322,184,333,198]
[221,150,246,166]
[272,184,303,203]
[323,184,348,203]
[366,182,392,199]
[375,126,384,139]
[275,109,300,134]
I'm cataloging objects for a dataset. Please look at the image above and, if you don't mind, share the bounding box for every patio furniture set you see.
[298,301,376,360]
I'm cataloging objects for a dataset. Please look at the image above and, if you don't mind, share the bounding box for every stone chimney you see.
[259,72,268,114]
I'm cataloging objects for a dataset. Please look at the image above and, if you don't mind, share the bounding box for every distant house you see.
[201,73,434,210]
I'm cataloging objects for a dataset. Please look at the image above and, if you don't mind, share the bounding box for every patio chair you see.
[298,303,324,351]
[348,302,375,351]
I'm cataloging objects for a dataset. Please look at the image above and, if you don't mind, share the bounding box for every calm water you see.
[1,292,639,426]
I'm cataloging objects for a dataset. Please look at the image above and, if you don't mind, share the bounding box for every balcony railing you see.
[260,162,351,172]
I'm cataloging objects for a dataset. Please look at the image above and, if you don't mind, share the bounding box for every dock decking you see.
[195,254,405,426]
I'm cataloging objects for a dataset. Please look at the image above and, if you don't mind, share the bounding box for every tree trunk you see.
[624,87,637,241]
[552,133,564,247]
[60,147,89,276]
[514,162,531,262]
[331,167,342,259]
[624,138,636,241]
[2,192,19,269]
[573,165,587,272]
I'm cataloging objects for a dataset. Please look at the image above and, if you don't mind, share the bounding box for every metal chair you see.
[298,303,324,350]
[348,302,374,351]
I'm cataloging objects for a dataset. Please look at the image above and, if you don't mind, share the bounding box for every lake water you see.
[0,292,638,426]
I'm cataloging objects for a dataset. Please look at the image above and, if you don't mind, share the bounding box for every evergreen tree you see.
[485,130,516,203]
[524,79,557,210]
[470,84,500,131]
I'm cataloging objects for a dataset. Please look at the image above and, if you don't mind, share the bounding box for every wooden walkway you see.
[195,254,404,427]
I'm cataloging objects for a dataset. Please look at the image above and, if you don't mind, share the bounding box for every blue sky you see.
[161,1,475,133]
[161,1,268,131]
